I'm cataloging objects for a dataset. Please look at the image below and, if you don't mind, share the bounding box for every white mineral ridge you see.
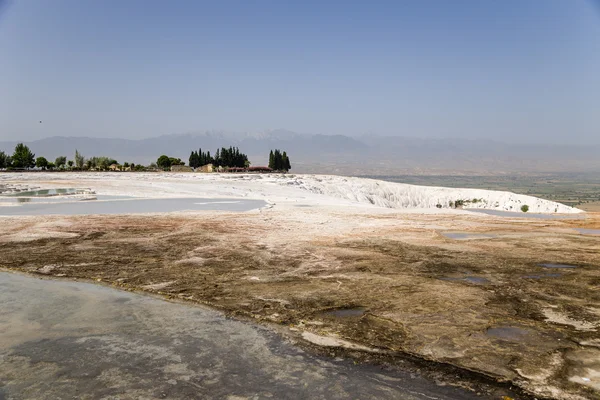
[0,172,582,214]
[270,175,581,213]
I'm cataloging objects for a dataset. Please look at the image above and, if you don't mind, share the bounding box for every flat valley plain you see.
[0,172,599,400]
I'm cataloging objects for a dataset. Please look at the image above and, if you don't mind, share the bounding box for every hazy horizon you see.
[1,1,599,145]
[2,128,600,147]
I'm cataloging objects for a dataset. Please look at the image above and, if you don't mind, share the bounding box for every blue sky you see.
[0,0,598,143]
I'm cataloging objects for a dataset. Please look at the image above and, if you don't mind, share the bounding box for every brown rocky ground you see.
[1,209,599,399]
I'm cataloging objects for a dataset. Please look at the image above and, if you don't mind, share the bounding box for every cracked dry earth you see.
[1,208,599,399]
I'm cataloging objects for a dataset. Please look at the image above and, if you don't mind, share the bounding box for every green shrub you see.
[521,205,529,213]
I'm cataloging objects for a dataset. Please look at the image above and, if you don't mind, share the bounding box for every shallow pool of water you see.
[469,209,584,220]
[0,271,495,400]
[321,307,367,318]
[0,195,131,204]
[522,273,562,279]
[575,228,600,235]
[441,276,490,285]
[486,326,532,341]
[540,263,577,269]
[442,232,496,240]
[0,198,266,216]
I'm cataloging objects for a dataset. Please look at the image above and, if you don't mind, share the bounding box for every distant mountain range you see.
[1,129,599,174]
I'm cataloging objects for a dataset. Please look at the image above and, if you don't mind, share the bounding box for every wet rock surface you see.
[1,211,599,399]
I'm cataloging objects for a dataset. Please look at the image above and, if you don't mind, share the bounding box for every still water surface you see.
[0,198,266,215]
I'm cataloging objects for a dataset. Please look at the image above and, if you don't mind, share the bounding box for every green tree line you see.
[188,146,249,169]
[188,148,212,168]
[0,143,38,169]
[156,155,185,170]
[1,143,291,173]
[0,143,140,171]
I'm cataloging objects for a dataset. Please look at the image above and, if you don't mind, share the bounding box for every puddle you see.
[93,195,134,201]
[5,188,90,197]
[463,276,490,284]
[575,228,600,235]
[441,276,490,285]
[486,326,533,341]
[0,188,108,205]
[520,263,577,278]
[442,232,496,240]
[469,209,584,220]
[540,263,578,269]
[522,273,562,279]
[0,198,267,216]
[321,307,367,318]
[0,195,131,204]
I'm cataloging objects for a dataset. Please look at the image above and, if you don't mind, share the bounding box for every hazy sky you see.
[0,0,599,143]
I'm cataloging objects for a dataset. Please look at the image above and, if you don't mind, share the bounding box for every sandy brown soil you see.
[579,202,600,213]
[1,209,599,399]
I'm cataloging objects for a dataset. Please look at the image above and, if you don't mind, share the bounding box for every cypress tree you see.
[276,149,283,170]
[282,151,291,172]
